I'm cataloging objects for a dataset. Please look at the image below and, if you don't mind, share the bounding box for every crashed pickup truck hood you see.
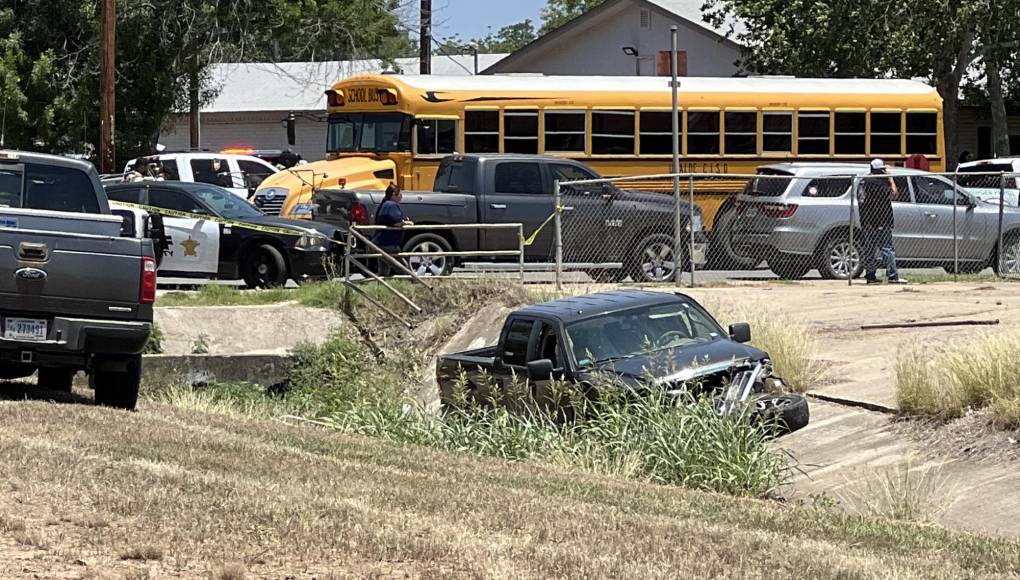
[597,339,767,383]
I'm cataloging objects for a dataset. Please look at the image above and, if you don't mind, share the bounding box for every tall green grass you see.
[897,333,1020,429]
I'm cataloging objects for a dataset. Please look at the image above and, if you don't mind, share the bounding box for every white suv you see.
[120,152,278,199]
[957,157,1020,206]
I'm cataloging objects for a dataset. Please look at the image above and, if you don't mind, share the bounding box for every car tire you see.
[0,364,35,381]
[629,233,687,283]
[994,233,1020,275]
[92,355,142,411]
[817,234,863,280]
[766,255,811,280]
[402,233,453,277]
[243,243,288,289]
[708,207,761,270]
[753,394,809,434]
[38,367,75,393]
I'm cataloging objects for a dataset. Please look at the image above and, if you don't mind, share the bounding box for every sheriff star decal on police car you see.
[181,237,200,257]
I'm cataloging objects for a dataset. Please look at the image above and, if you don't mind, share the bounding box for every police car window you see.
[190,158,234,188]
[190,186,263,219]
[160,159,180,180]
[148,188,205,214]
[23,164,100,214]
[237,160,272,189]
[107,187,143,204]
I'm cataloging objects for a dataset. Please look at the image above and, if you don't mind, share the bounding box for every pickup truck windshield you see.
[328,113,412,153]
[189,186,263,219]
[566,302,724,365]
[0,163,100,213]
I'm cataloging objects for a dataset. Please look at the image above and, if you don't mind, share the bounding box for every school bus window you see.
[870,112,902,155]
[504,111,538,154]
[639,111,676,155]
[592,110,635,155]
[762,112,793,153]
[724,111,757,154]
[417,119,457,155]
[544,110,586,153]
[906,112,938,154]
[798,112,830,155]
[834,112,866,154]
[464,111,499,153]
[687,112,720,154]
[328,112,411,153]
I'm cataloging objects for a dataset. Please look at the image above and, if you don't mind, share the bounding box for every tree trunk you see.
[987,60,1011,157]
[189,65,200,150]
[936,27,975,171]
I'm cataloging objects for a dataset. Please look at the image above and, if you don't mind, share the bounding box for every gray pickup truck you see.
[436,290,809,433]
[0,151,155,410]
[312,154,707,282]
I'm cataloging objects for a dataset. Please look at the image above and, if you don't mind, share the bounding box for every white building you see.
[483,0,744,77]
[159,54,507,162]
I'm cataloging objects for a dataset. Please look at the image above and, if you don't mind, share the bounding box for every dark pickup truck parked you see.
[0,151,155,410]
[313,154,707,282]
[437,290,809,433]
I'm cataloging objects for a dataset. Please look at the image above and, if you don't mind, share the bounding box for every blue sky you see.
[430,0,546,42]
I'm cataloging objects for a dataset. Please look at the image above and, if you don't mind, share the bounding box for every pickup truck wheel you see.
[709,207,761,270]
[752,394,809,435]
[629,234,686,283]
[38,367,75,393]
[92,355,141,411]
[403,234,453,277]
[0,364,35,381]
[243,244,288,289]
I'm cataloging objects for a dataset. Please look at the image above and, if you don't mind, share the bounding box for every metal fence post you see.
[998,171,1006,278]
[554,179,562,291]
[952,171,959,281]
[688,175,696,287]
[518,224,525,284]
[849,176,859,287]
[673,175,682,287]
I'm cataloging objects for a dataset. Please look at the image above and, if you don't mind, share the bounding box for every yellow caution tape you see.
[521,204,565,247]
[111,201,346,246]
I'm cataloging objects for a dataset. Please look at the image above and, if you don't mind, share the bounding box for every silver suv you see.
[731,162,1020,279]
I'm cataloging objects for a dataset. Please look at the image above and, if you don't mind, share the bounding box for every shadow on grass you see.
[0,378,94,406]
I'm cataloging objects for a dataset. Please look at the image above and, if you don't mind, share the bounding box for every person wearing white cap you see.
[859,159,907,284]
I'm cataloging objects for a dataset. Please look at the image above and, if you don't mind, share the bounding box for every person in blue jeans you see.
[860,159,907,284]
[372,183,412,276]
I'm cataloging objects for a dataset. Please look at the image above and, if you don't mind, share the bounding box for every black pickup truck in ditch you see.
[312,154,707,281]
[436,290,809,433]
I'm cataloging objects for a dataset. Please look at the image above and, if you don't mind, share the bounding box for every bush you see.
[896,334,1020,429]
[283,334,403,413]
[144,322,164,354]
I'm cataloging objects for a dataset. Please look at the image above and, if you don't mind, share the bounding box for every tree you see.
[435,20,538,56]
[539,0,607,34]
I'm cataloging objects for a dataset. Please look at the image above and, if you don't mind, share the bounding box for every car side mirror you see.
[729,322,751,344]
[527,358,554,382]
[601,183,615,197]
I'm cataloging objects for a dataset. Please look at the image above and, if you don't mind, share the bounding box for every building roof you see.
[389,74,937,96]
[200,54,507,114]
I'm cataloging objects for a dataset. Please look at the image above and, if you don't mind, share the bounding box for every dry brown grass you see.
[0,401,1016,579]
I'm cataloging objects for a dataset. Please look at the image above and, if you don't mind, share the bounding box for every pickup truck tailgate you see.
[0,215,147,321]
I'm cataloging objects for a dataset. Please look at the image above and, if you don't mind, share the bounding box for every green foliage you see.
[144,323,164,355]
[540,0,608,34]
[436,20,538,55]
[284,334,403,411]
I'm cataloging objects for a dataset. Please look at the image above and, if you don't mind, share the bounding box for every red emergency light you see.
[325,89,344,107]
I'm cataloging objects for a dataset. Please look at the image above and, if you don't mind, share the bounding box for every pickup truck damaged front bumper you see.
[0,317,152,367]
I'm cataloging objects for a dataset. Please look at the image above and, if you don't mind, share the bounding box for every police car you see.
[120,151,279,198]
[105,181,344,288]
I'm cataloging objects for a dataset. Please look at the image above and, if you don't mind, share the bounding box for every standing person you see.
[860,159,907,285]
[372,183,412,276]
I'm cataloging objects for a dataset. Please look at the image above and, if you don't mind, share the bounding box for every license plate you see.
[4,318,47,341]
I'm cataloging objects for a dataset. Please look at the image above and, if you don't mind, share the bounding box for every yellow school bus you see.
[254,74,944,229]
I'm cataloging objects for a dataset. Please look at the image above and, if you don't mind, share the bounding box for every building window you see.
[504,110,538,154]
[464,110,499,153]
[639,111,677,155]
[417,119,457,155]
[544,110,586,153]
[592,110,635,155]
[762,112,793,153]
[906,112,938,155]
[687,111,720,155]
[798,111,830,155]
[870,111,902,155]
[724,111,757,154]
[834,112,866,154]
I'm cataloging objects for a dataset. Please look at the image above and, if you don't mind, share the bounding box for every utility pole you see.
[420,0,431,74]
[189,64,201,150]
[99,0,115,173]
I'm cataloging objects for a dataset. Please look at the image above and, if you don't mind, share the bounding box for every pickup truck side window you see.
[502,319,535,367]
[494,163,543,195]
[0,167,21,207]
[536,323,564,369]
[24,164,100,214]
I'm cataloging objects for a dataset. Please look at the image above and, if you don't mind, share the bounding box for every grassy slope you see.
[0,400,1017,579]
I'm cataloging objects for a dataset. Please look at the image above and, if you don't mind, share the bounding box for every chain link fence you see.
[551,170,1020,286]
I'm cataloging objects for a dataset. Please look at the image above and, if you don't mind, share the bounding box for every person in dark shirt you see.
[372,183,412,276]
[859,159,907,284]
